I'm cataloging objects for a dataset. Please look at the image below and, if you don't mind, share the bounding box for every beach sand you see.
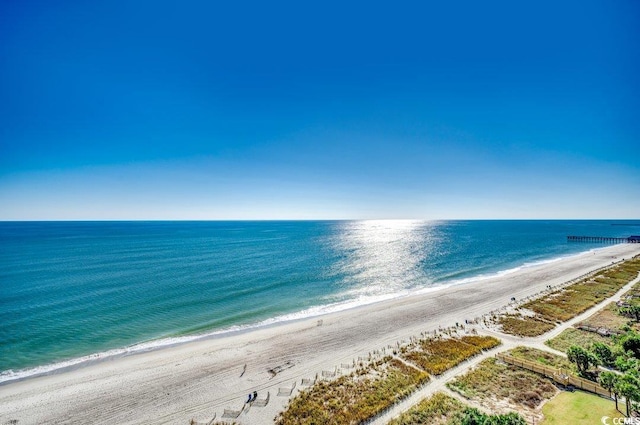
[1,243,640,425]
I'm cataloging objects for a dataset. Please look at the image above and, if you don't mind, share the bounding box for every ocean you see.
[0,219,637,383]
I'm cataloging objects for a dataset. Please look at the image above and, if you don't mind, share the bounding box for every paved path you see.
[370,272,640,424]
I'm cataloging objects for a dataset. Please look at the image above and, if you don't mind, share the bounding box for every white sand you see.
[1,244,639,425]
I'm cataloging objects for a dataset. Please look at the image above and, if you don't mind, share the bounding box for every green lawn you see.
[542,391,623,424]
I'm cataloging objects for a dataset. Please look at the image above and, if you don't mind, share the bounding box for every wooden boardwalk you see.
[495,353,610,398]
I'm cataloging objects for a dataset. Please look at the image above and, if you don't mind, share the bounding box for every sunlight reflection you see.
[331,220,439,298]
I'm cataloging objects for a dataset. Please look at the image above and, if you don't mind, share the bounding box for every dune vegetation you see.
[497,256,640,336]
[275,357,428,425]
[387,392,466,425]
[400,335,501,375]
[448,357,557,409]
[276,335,499,425]
[546,327,614,352]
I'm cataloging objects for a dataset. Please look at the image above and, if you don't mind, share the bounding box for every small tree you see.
[615,355,639,373]
[621,334,640,359]
[458,407,526,425]
[615,380,635,416]
[599,371,619,408]
[620,305,640,322]
[593,342,615,367]
[567,345,598,374]
[615,374,640,416]
[459,407,487,425]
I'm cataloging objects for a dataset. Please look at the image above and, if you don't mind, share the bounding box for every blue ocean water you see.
[0,220,638,382]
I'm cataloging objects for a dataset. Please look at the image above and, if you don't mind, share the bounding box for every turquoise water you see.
[0,220,637,381]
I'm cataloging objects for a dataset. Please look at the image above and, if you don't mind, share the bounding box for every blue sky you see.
[1,0,638,219]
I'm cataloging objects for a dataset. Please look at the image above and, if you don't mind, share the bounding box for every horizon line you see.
[1,218,639,223]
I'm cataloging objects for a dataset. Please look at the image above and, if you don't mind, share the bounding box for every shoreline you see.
[0,243,620,386]
[2,243,640,424]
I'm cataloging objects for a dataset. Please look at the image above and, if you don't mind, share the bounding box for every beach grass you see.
[508,346,573,370]
[526,282,620,323]
[275,357,428,425]
[497,315,556,337]
[400,335,500,375]
[577,302,631,332]
[545,327,614,353]
[276,336,499,424]
[387,392,466,425]
[541,390,623,425]
[447,357,557,409]
[527,258,640,323]
[496,257,640,337]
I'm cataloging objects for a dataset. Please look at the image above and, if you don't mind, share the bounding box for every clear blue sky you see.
[1,0,638,220]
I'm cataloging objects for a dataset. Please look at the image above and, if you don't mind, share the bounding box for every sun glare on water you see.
[331,220,439,298]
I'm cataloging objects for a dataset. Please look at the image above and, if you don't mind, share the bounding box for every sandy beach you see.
[2,243,640,425]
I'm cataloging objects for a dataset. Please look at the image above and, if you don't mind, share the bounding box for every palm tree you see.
[599,371,619,409]
[615,381,633,416]
[622,373,640,416]
[614,374,640,417]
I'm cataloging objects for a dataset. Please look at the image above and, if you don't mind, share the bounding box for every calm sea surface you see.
[1,220,638,381]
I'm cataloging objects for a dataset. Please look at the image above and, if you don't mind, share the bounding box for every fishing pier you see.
[567,235,640,243]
